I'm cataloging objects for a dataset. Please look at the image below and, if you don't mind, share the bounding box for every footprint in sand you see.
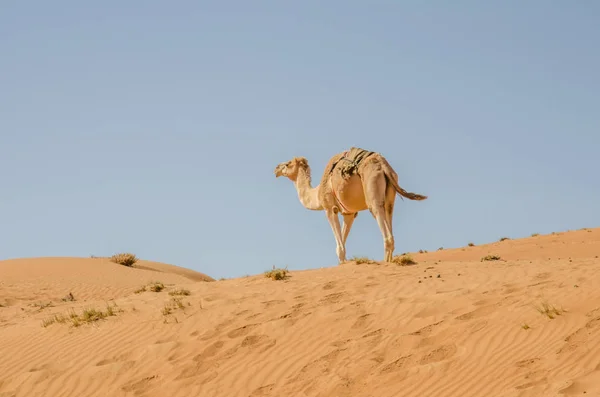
[380,355,414,374]
[351,313,373,329]
[515,357,540,368]
[241,334,276,352]
[261,299,286,308]
[409,320,444,337]
[121,375,159,394]
[96,358,119,367]
[227,323,259,338]
[320,292,347,304]
[322,281,337,290]
[250,384,275,396]
[193,340,225,362]
[455,305,495,321]
[419,344,457,365]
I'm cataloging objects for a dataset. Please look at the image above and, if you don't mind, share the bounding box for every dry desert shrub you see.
[391,254,417,266]
[350,256,377,265]
[135,281,164,294]
[265,266,289,280]
[42,302,122,328]
[468,242,475,247]
[481,255,501,262]
[162,297,189,322]
[169,288,191,296]
[536,301,564,319]
[110,253,138,267]
[499,237,510,242]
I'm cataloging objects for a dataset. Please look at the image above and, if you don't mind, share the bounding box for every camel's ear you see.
[294,157,308,168]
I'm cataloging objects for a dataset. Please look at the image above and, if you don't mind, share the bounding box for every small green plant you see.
[265,266,289,280]
[110,253,138,267]
[169,288,191,296]
[481,255,501,262]
[391,254,417,266]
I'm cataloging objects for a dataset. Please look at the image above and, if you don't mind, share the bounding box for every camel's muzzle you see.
[274,165,284,178]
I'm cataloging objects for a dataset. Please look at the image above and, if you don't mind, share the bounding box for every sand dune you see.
[1,229,599,397]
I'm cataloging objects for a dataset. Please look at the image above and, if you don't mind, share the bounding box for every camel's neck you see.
[294,166,323,211]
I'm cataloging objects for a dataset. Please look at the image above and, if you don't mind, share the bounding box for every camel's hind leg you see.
[341,213,357,245]
[384,177,397,252]
[362,167,395,262]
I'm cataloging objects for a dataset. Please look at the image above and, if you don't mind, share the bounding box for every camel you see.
[274,147,427,263]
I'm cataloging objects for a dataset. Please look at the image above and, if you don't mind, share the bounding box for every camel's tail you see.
[382,159,428,201]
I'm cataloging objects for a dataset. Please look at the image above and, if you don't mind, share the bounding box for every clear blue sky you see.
[2,2,599,279]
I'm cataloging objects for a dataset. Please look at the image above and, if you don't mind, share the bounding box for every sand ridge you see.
[1,228,599,396]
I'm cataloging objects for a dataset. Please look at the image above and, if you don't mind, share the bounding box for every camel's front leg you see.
[325,209,346,263]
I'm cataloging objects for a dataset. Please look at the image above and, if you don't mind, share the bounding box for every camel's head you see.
[274,157,308,181]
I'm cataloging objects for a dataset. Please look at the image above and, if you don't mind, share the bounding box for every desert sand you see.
[1,228,600,397]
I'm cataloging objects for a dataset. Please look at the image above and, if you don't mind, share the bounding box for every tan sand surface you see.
[1,228,599,397]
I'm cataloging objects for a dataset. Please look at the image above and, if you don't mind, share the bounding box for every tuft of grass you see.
[41,313,69,328]
[264,266,289,280]
[350,256,377,265]
[169,288,191,296]
[536,301,564,319]
[171,297,185,310]
[531,233,540,237]
[134,281,165,294]
[110,253,138,267]
[148,282,165,292]
[481,255,501,262]
[80,308,106,323]
[391,254,417,266]
[161,297,188,319]
[521,323,530,330]
[42,302,122,328]
[161,305,172,316]
[468,242,475,247]
[499,237,510,241]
